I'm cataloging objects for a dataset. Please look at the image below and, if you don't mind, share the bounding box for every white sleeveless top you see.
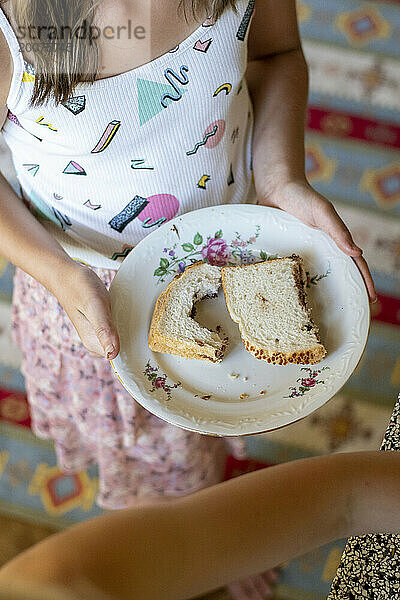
[0,1,256,269]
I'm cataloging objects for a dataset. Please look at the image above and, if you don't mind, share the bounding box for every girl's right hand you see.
[53,262,120,360]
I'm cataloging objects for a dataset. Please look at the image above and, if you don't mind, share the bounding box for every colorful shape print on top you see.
[7,111,21,127]
[202,16,217,27]
[0,0,254,267]
[62,96,86,116]
[198,174,211,189]
[237,0,255,41]
[205,120,226,148]
[109,196,149,233]
[109,194,179,233]
[131,159,155,170]
[22,188,71,231]
[231,126,240,143]
[214,83,232,97]
[22,71,35,83]
[35,116,58,131]
[137,78,187,126]
[91,120,121,153]
[22,62,35,82]
[52,208,72,231]
[22,61,35,79]
[22,164,39,176]
[111,245,135,261]
[228,164,235,185]
[8,111,42,142]
[138,194,180,228]
[161,66,190,108]
[193,38,213,53]
[84,199,102,210]
[186,120,226,156]
[63,161,87,175]
[186,126,217,155]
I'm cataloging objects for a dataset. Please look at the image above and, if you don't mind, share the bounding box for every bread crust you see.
[243,340,327,365]
[221,255,327,366]
[148,262,227,363]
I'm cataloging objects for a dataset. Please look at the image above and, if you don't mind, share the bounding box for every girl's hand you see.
[53,262,120,360]
[260,179,377,303]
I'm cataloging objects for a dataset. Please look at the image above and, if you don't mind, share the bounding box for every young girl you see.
[1,450,400,600]
[0,0,376,597]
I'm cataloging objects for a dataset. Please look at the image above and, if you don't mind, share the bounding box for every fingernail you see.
[105,344,115,359]
[371,296,378,304]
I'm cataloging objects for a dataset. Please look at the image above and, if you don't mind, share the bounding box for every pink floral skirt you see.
[11,265,247,509]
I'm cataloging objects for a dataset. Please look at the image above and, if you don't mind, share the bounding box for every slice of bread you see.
[221,255,327,365]
[148,262,228,363]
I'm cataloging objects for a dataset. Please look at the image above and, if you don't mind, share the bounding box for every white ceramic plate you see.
[109,204,370,437]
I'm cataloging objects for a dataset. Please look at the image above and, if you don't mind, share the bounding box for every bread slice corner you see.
[221,255,327,366]
[148,261,228,363]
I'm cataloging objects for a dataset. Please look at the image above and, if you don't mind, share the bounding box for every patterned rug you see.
[0,1,399,599]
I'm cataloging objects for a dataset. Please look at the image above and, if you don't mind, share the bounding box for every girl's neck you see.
[95,0,207,79]
[3,0,208,81]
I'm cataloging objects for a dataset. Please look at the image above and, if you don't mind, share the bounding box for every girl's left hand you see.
[259,179,377,303]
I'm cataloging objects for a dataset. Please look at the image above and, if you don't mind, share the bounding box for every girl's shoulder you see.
[0,25,12,108]
[0,2,13,109]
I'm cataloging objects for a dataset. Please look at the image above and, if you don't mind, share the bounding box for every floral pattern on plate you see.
[144,361,182,401]
[153,225,278,283]
[285,367,331,398]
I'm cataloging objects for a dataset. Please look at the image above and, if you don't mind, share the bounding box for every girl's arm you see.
[1,451,400,600]
[245,0,376,302]
[0,162,121,358]
[0,25,12,111]
[0,30,120,360]
[0,27,81,295]
[0,168,81,295]
[0,159,120,358]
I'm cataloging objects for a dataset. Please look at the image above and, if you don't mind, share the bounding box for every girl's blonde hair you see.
[5,0,237,106]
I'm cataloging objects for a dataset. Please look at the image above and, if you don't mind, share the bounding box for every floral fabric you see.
[10,265,247,509]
